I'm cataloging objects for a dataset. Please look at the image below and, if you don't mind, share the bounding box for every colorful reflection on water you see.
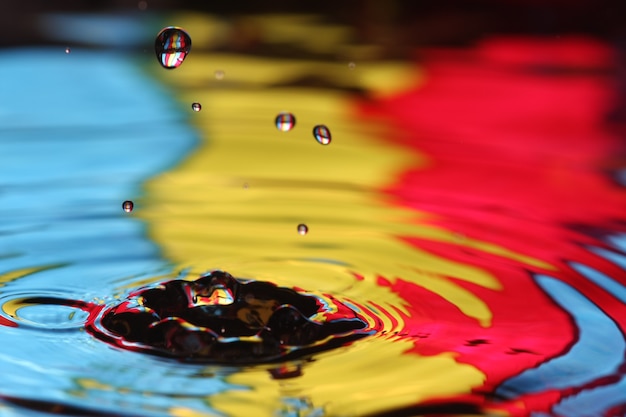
[0,11,625,417]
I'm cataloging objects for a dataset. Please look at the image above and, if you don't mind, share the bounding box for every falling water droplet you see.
[191,102,202,112]
[297,224,308,235]
[214,70,225,80]
[122,201,134,213]
[275,112,296,132]
[65,47,71,54]
[312,125,331,145]
[155,27,192,70]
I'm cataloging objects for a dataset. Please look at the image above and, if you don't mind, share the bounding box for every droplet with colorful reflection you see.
[297,224,308,235]
[191,102,202,112]
[312,125,331,145]
[275,112,296,132]
[122,201,134,213]
[154,27,191,69]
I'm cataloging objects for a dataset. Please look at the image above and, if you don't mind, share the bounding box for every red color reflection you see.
[358,37,626,415]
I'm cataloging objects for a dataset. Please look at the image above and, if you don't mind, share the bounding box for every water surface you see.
[0,13,625,417]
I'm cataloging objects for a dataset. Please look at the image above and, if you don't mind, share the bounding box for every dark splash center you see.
[88,271,370,363]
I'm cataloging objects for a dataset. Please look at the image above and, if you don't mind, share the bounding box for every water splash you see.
[85,271,371,363]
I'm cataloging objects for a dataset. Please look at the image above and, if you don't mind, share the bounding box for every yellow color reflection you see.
[135,13,554,417]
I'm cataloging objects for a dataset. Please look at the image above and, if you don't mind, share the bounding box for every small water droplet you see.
[214,70,225,80]
[122,201,134,213]
[312,125,331,145]
[275,112,296,132]
[243,182,249,189]
[65,47,71,54]
[348,62,356,70]
[297,224,308,235]
[138,0,147,10]
[191,102,202,112]
[155,27,192,70]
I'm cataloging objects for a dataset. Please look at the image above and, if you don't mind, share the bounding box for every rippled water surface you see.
[1,11,626,417]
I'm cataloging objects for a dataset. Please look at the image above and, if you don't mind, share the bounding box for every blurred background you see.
[3,0,624,119]
[4,0,626,48]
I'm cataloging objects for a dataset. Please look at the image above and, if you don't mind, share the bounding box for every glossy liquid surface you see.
[0,12,625,417]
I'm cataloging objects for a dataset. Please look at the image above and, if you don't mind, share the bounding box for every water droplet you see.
[191,102,202,112]
[65,47,71,54]
[275,112,296,132]
[297,224,308,235]
[122,201,134,213]
[155,27,192,70]
[214,70,225,80]
[312,125,331,145]
[138,0,147,10]
[348,62,356,70]
[243,182,249,189]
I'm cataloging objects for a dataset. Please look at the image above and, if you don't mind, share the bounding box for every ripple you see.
[0,291,91,331]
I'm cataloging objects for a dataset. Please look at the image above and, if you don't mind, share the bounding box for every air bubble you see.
[191,102,202,112]
[275,112,296,132]
[122,201,134,213]
[312,125,331,145]
[297,224,308,235]
[155,27,192,69]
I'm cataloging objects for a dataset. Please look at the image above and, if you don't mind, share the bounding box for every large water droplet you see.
[297,224,308,235]
[275,112,296,132]
[155,27,192,70]
[191,102,202,112]
[312,125,331,145]
[122,201,134,213]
